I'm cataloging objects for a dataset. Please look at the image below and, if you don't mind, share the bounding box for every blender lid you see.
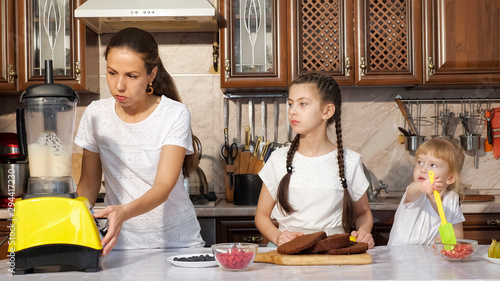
[20,60,79,102]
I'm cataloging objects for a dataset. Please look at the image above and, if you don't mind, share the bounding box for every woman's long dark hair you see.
[104,27,198,177]
[276,73,355,233]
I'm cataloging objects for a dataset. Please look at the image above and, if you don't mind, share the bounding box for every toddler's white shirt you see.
[388,188,465,245]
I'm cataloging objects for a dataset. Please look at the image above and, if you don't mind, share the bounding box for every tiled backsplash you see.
[1,32,499,200]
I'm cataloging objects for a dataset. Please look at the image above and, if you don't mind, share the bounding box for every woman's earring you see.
[146,83,154,95]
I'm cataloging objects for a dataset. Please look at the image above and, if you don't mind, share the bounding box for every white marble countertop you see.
[0,245,498,280]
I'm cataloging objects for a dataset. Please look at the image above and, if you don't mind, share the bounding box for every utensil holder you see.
[404,135,425,151]
[459,134,481,151]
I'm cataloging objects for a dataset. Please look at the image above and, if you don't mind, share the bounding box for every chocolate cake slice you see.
[323,241,369,255]
[301,233,351,254]
[277,231,327,255]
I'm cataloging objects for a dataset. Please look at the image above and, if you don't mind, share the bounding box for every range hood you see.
[75,0,218,34]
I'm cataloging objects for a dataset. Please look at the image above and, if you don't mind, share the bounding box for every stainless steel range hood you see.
[75,0,218,34]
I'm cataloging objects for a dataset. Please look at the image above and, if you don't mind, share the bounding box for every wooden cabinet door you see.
[0,0,17,92]
[463,213,500,245]
[216,217,278,246]
[423,0,500,84]
[289,0,355,85]
[16,0,94,91]
[220,0,288,91]
[355,0,422,85]
[371,210,395,246]
[0,220,10,260]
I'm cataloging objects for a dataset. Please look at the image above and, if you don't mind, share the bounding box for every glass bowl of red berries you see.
[434,239,478,261]
[211,243,259,271]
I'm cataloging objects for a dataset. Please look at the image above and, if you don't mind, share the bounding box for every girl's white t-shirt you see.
[259,147,369,235]
[388,188,465,245]
[75,96,204,249]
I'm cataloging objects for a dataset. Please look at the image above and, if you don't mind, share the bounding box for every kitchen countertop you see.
[1,195,498,219]
[0,245,498,280]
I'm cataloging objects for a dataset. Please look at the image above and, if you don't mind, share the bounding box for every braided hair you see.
[104,27,198,177]
[276,73,355,233]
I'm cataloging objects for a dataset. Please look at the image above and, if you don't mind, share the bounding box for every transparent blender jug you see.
[20,60,79,195]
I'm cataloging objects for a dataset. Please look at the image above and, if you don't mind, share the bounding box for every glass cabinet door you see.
[234,0,273,73]
[31,0,72,77]
[220,0,287,90]
[18,0,86,90]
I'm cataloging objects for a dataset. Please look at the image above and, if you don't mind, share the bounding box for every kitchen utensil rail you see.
[224,93,287,99]
[395,96,500,103]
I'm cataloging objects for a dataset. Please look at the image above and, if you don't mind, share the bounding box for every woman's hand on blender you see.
[94,205,128,257]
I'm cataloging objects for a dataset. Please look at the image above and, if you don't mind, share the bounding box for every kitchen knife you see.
[239,126,252,174]
[253,141,270,173]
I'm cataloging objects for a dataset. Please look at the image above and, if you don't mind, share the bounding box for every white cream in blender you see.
[28,142,72,177]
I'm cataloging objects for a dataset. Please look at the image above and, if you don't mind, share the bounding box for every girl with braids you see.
[255,73,375,248]
[76,27,204,256]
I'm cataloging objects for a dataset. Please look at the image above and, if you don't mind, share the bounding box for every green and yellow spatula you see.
[429,171,456,250]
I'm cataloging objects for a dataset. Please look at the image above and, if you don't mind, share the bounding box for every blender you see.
[10,60,102,274]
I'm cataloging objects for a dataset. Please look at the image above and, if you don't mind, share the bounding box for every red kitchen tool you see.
[429,171,456,250]
[491,107,500,159]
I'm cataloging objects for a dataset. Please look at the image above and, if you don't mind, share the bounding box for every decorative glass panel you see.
[234,0,274,73]
[31,0,72,77]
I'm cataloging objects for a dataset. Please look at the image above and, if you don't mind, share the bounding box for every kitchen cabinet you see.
[463,213,500,245]
[220,0,422,91]
[0,220,10,260]
[371,210,395,246]
[0,0,16,92]
[290,0,422,86]
[371,210,500,246]
[0,0,99,94]
[423,0,500,85]
[216,217,278,246]
[220,0,500,90]
[219,0,288,92]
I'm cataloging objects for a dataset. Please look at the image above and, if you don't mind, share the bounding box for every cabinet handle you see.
[8,64,17,84]
[213,42,219,73]
[345,57,351,77]
[487,219,500,226]
[75,61,81,82]
[224,59,231,81]
[359,57,366,76]
[427,57,434,77]
[243,235,263,243]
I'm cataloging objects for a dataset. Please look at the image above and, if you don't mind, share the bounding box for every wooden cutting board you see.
[461,194,495,202]
[254,250,372,265]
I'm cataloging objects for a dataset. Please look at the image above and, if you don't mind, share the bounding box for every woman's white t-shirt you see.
[75,96,204,249]
[388,188,465,245]
[258,147,369,235]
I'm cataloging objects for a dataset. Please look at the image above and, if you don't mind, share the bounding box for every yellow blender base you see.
[10,196,103,274]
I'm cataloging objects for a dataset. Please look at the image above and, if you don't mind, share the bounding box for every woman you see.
[76,27,204,257]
